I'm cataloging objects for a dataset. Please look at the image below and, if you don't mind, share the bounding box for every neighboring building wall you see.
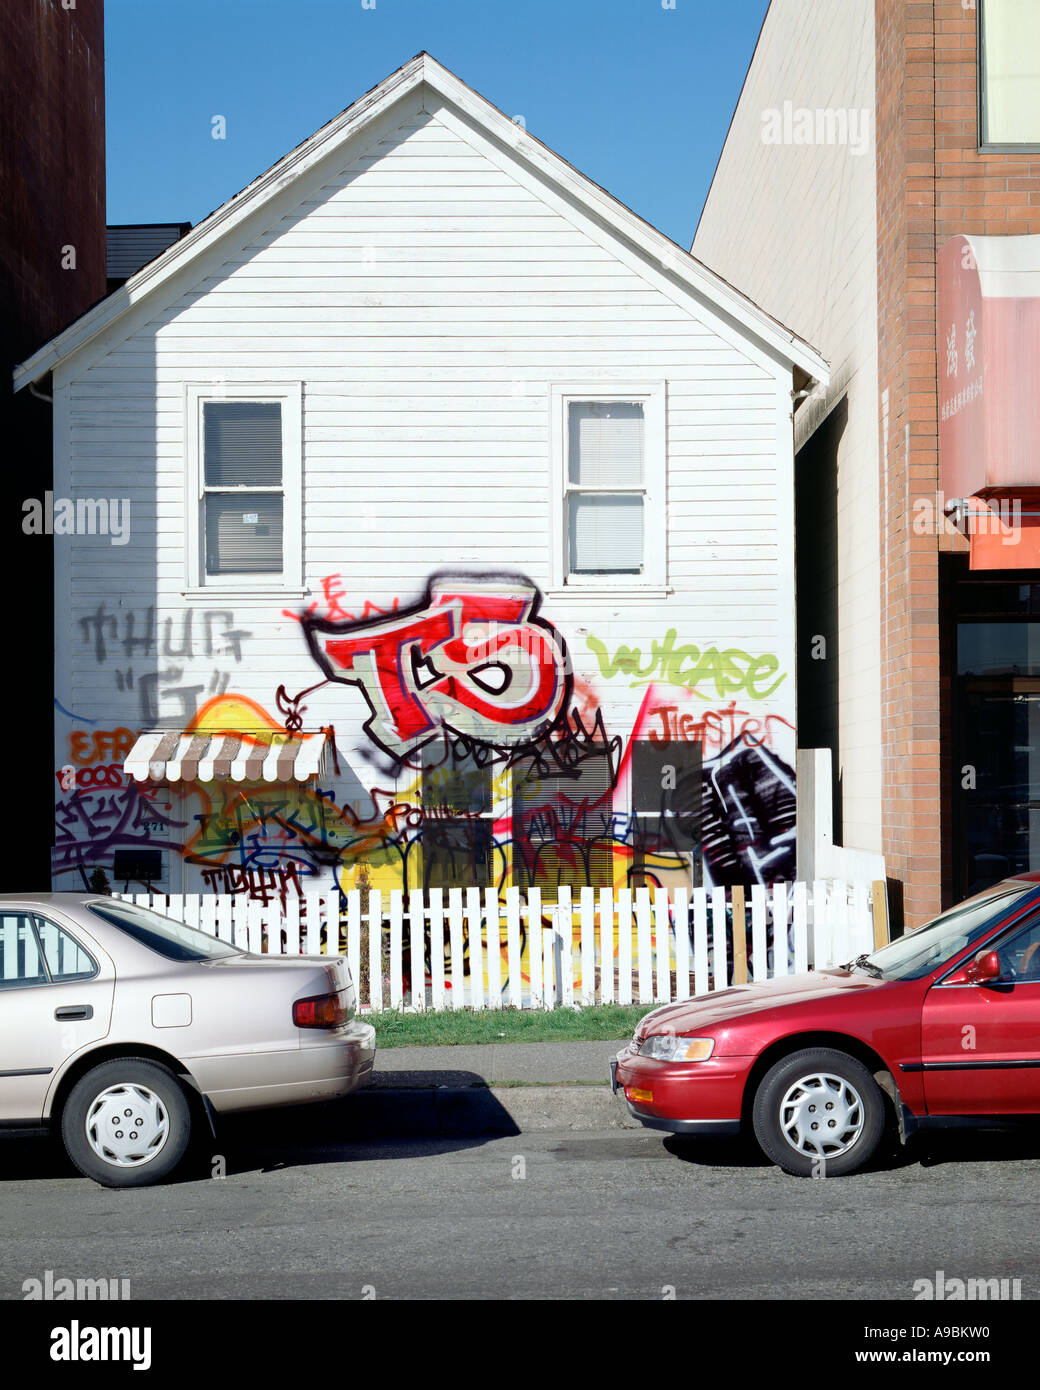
[49,90,800,899]
[693,0,882,857]
[875,0,1040,922]
[0,0,105,888]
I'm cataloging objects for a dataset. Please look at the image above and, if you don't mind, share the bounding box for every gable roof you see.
[13,52,828,391]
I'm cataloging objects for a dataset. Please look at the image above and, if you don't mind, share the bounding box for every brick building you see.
[695,0,1040,926]
[0,0,106,886]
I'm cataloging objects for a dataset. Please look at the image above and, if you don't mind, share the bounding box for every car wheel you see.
[60,1058,192,1188]
[752,1047,885,1177]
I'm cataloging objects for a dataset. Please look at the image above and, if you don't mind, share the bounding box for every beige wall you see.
[693,0,881,854]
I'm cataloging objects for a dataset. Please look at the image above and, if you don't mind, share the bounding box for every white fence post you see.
[711,886,727,990]
[135,878,873,1012]
[429,888,446,1011]
[484,887,502,1010]
[388,891,404,1010]
[772,881,788,976]
[578,887,594,1006]
[448,888,466,1010]
[528,888,543,1009]
[617,888,633,1006]
[793,880,809,974]
[653,887,671,1004]
[751,884,768,983]
[408,892,425,1011]
[599,887,615,1006]
[635,888,653,1004]
[368,889,383,1014]
[674,888,690,1002]
[693,887,709,997]
[505,888,522,1008]
[466,887,484,1010]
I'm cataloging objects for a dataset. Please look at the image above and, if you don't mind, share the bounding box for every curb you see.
[334,1084,644,1138]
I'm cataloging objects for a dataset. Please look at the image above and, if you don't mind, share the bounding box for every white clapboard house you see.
[14,53,827,903]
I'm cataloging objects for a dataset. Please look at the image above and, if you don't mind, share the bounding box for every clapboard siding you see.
[53,92,799,891]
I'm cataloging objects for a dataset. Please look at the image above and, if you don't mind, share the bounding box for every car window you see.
[0,913,48,989]
[992,914,1040,981]
[865,883,1037,981]
[87,899,243,961]
[33,916,98,983]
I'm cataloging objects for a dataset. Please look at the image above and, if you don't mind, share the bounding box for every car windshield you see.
[87,900,244,962]
[860,882,1037,981]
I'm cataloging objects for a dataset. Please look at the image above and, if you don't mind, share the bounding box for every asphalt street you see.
[1,1102,1039,1300]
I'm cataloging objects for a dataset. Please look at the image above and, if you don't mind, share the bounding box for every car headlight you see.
[637,1034,715,1062]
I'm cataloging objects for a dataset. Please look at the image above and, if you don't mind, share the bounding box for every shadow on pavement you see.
[662,1122,1040,1176]
[0,1073,520,1184]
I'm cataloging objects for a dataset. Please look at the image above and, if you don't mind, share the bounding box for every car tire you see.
[751,1047,886,1178]
[60,1058,192,1188]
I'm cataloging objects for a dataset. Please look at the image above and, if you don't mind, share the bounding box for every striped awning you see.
[124,729,331,784]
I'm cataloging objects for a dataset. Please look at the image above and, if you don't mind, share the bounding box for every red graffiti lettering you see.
[304,576,569,758]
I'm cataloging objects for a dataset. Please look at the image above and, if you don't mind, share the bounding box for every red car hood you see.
[635,969,886,1039]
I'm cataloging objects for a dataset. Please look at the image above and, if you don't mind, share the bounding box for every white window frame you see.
[184,382,303,595]
[549,382,667,593]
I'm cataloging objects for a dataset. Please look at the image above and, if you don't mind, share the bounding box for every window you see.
[0,914,97,989]
[419,743,495,890]
[34,918,98,982]
[511,747,615,892]
[991,913,1040,980]
[185,384,302,590]
[979,0,1040,147]
[630,739,703,886]
[0,914,47,989]
[869,882,1034,982]
[551,384,666,589]
[88,899,242,961]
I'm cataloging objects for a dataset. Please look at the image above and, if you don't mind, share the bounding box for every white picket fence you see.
[116,879,887,1014]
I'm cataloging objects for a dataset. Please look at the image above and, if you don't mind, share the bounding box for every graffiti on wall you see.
[302,574,571,763]
[79,603,252,724]
[55,572,797,913]
[587,629,787,699]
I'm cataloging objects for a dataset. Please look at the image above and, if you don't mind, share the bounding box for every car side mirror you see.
[966,949,1002,986]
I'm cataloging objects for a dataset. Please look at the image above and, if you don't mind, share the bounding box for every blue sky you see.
[105,0,769,249]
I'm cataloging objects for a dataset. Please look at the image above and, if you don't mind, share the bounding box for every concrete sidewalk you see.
[341,1039,644,1135]
[371,1039,620,1088]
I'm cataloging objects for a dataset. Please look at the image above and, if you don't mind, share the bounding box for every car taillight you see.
[293,992,347,1029]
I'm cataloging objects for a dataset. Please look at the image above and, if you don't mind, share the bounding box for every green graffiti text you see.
[586,630,787,700]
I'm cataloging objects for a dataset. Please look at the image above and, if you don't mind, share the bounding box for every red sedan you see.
[611,874,1040,1176]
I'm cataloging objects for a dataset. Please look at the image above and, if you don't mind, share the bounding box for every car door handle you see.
[54,1005,93,1021]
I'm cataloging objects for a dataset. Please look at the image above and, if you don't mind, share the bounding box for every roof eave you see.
[13,50,827,391]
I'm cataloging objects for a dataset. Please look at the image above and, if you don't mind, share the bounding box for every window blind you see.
[569,494,643,573]
[568,401,644,486]
[205,494,283,573]
[204,401,283,486]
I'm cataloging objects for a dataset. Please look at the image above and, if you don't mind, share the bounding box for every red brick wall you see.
[0,0,106,360]
[0,0,105,890]
[875,0,1040,925]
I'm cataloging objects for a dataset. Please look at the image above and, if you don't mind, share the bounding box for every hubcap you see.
[85,1083,170,1168]
[778,1071,864,1159]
